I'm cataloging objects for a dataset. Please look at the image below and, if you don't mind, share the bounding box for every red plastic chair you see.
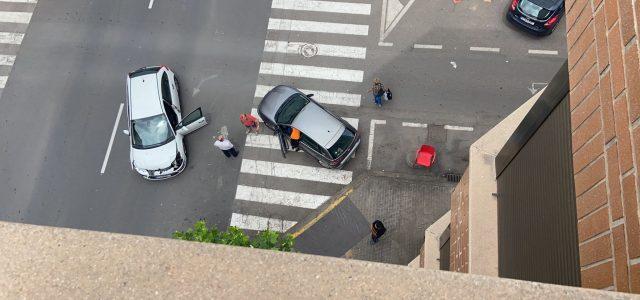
[415,145,436,168]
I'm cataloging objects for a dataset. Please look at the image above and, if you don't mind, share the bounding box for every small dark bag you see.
[385,88,392,100]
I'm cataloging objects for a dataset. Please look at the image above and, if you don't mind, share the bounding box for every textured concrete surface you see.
[0,221,631,299]
[291,172,454,265]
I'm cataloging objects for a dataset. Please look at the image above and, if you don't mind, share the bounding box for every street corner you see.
[366,119,476,177]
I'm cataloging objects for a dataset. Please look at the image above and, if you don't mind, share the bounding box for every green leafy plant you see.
[173,220,294,252]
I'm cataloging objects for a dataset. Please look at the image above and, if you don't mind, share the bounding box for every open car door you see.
[176,108,207,135]
[276,129,288,158]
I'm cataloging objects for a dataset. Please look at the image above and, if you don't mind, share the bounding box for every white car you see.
[124,66,207,180]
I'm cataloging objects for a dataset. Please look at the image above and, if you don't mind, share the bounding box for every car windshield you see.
[275,94,310,124]
[131,114,174,149]
[519,0,552,19]
[328,128,355,159]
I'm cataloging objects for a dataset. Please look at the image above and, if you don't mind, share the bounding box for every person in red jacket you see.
[240,113,260,134]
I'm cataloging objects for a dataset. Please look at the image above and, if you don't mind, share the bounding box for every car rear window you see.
[519,0,552,19]
[275,94,310,124]
[328,128,355,159]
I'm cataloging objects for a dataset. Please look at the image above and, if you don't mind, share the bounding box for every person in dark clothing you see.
[370,220,386,244]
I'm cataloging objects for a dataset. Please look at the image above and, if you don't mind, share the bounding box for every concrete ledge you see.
[422,211,451,270]
[0,221,630,299]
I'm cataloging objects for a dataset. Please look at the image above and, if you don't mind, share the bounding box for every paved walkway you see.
[287,171,453,265]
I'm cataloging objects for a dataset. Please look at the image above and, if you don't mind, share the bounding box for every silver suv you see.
[124,66,207,180]
[258,85,360,169]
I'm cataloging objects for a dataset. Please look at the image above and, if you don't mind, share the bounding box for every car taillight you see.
[510,0,518,11]
[544,15,559,28]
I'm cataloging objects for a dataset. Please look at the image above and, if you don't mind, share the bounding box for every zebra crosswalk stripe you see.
[264,40,367,60]
[267,18,369,36]
[259,62,363,82]
[0,11,32,24]
[235,185,330,209]
[271,0,371,15]
[230,213,297,232]
[0,32,24,44]
[240,159,352,184]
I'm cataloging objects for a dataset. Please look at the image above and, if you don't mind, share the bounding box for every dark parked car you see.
[258,85,361,169]
[507,0,564,35]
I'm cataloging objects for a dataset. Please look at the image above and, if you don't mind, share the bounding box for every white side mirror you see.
[122,129,130,135]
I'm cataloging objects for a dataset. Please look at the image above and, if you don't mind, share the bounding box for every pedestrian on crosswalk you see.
[368,78,386,108]
[370,220,386,244]
[240,113,261,134]
[214,135,238,158]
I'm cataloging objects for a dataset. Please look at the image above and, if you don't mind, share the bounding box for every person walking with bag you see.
[368,78,386,108]
[213,135,238,158]
[370,220,386,244]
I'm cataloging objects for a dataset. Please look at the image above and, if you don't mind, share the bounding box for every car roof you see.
[128,72,163,120]
[259,85,299,122]
[292,102,345,148]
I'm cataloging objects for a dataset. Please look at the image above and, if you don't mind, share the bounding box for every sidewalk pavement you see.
[287,171,454,265]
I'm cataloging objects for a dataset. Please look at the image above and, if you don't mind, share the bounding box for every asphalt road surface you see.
[0,0,270,236]
[0,0,567,238]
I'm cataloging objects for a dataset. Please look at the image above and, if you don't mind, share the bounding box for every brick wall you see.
[567,0,640,291]
[450,170,469,272]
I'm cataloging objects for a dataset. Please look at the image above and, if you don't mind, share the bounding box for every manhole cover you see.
[299,43,318,58]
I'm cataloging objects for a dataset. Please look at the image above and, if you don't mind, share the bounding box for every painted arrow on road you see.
[528,82,548,95]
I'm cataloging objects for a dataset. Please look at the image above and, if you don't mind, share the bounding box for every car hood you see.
[131,140,177,170]
[292,103,345,148]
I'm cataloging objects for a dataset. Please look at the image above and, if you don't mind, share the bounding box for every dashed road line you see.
[271,0,371,15]
[230,213,297,232]
[255,85,361,107]
[263,40,367,59]
[402,122,428,128]
[367,119,386,170]
[413,44,443,50]
[240,159,353,185]
[378,42,393,47]
[235,185,330,209]
[528,49,559,55]
[268,18,369,36]
[444,125,474,131]
[259,62,364,82]
[470,46,500,53]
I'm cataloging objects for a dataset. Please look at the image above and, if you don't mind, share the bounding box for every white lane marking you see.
[342,117,359,130]
[0,76,7,89]
[0,54,16,66]
[259,62,363,82]
[402,122,428,128]
[367,120,386,170]
[0,11,32,24]
[271,0,371,15]
[378,42,393,46]
[100,103,124,174]
[0,32,24,44]
[469,46,500,53]
[264,40,366,60]
[268,18,369,36]
[240,159,352,185]
[1,0,37,2]
[380,0,416,42]
[251,108,263,122]
[255,85,361,107]
[413,44,443,49]
[230,213,296,232]
[235,185,330,209]
[148,0,154,9]
[245,134,300,151]
[528,49,559,55]
[444,125,474,132]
